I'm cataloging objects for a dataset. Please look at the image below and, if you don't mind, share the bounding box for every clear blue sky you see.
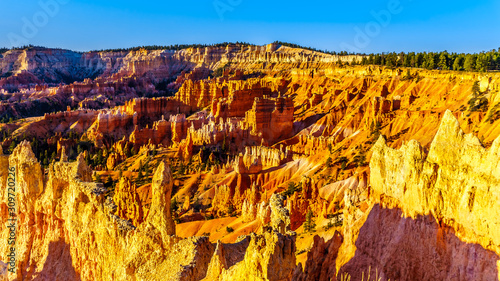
[1,0,499,53]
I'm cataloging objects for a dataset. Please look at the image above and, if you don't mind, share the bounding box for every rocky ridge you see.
[0,141,298,280]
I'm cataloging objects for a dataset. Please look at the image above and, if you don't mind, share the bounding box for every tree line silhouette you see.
[358,50,500,72]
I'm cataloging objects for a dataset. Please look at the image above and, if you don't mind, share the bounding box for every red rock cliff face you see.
[245,96,294,144]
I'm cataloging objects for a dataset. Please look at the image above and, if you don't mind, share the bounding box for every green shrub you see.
[323,213,343,230]
[468,81,489,113]
[486,103,500,123]
[282,182,301,197]
[353,153,366,167]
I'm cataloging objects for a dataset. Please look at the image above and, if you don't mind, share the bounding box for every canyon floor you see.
[0,44,500,280]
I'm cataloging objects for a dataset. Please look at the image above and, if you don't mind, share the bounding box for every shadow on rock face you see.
[339,204,499,281]
[293,113,327,135]
[32,240,81,281]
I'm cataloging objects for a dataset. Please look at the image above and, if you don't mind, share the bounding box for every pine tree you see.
[472,81,481,95]
[31,137,38,155]
[438,52,449,70]
[125,144,132,157]
[304,210,316,232]
[85,151,91,166]
[403,54,411,67]
[423,53,435,70]
[491,53,499,70]
[105,175,113,188]
[415,53,424,68]
[96,150,103,166]
[385,53,397,67]
[171,197,179,212]
[464,54,476,71]
[340,157,348,170]
[325,157,333,168]
[453,56,463,71]
[94,173,101,183]
[8,141,16,154]
[228,204,235,216]
[144,163,150,179]
[354,153,367,167]
[137,160,144,182]
[367,54,374,64]
[370,120,381,139]
[476,53,491,72]
[222,137,227,152]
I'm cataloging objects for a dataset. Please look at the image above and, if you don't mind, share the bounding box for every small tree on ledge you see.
[304,209,316,233]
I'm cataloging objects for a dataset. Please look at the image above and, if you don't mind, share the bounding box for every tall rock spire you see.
[146,161,176,236]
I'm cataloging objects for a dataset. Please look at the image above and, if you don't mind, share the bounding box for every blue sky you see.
[1,0,499,53]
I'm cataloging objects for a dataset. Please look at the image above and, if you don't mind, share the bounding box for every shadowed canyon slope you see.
[1,44,500,280]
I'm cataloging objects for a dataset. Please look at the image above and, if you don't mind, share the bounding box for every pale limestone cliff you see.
[257,201,272,225]
[269,193,291,234]
[338,204,499,281]
[370,110,500,254]
[210,184,232,216]
[330,110,500,281]
[0,141,299,280]
[234,146,292,174]
[147,161,176,237]
[0,142,216,280]
[113,177,143,226]
[241,183,263,222]
[203,194,296,281]
[241,199,257,222]
[203,232,296,281]
[201,189,297,281]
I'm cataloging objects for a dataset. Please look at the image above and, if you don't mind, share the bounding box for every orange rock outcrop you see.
[113,177,143,226]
